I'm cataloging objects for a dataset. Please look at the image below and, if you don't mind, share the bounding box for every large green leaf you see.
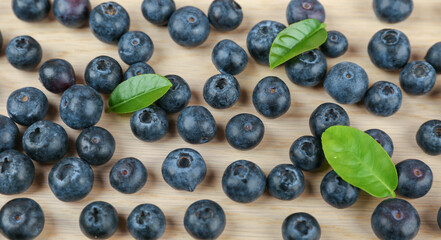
[107,74,172,114]
[321,126,398,198]
[269,19,327,69]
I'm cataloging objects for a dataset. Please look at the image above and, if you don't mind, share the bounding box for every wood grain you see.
[1,0,441,239]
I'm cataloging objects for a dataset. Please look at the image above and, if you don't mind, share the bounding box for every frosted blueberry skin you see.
[12,0,50,22]
[286,0,326,24]
[320,170,360,209]
[399,61,436,95]
[425,42,441,73]
[208,0,243,31]
[156,75,191,113]
[124,62,155,80]
[416,120,441,155]
[320,30,348,58]
[168,6,210,47]
[282,212,321,240]
[252,76,291,119]
[247,20,286,65]
[0,150,35,195]
[6,35,42,71]
[141,0,176,26]
[39,59,76,94]
[212,39,248,75]
[7,87,48,126]
[127,204,166,240]
[203,74,240,109]
[365,128,394,157]
[76,126,115,166]
[118,31,154,65]
[289,135,325,171]
[226,113,265,150]
[184,200,226,239]
[267,164,305,200]
[309,102,350,137]
[89,1,130,44]
[396,159,433,199]
[373,0,413,23]
[85,55,123,94]
[79,201,118,239]
[177,106,217,144]
[0,115,19,153]
[364,81,402,117]
[130,106,168,142]
[285,49,327,87]
[110,157,148,194]
[53,0,91,28]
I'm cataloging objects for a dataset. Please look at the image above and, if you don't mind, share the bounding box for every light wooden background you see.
[0,0,440,239]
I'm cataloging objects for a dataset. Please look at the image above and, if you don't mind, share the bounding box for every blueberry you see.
[48,157,94,202]
[208,0,243,31]
[425,42,441,73]
[416,120,441,155]
[364,81,402,117]
[127,204,166,240]
[7,87,47,126]
[12,0,50,22]
[365,129,394,157]
[399,61,436,95]
[253,76,291,118]
[156,74,191,113]
[225,113,264,150]
[6,36,42,71]
[438,208,441,230]
[89,2,130,44]
[286,0,325,24]
[282,212,321,240]
[222,160,266,203]
[212,39,248,75]
[396,159,432,199]
[0,150,34,195]
[177,106,217,144]
[22,120,68,163]
[76,126,115,166]
[162,148,206,192]
[39,59,76,94]
[0,198,44,240]
[285,49,327,87]
[320,170,360,209]
[267,164,304,201]
[142,0,175,26]
[168,6,210,47]
[373,0,413,23]
[85,55,123,94]
[371,198,420,240]
[368,29,410,71]
[60,85,103,130]
[324,62,369,104]
[124,62,155,81]
[320,30,348,58]
[184,200,226,239]
[79,201,118,239]
[118,31,154,65]
[130,105,168,142]
[0,116,19,153]
[203,74,240,109]
[109,157,147,194]
[53,0,91,28]
[289,135,324,171]
[247,20,286,65]
[309,102,350,137]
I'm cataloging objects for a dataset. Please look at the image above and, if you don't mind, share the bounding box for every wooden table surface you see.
[1,0,441,239]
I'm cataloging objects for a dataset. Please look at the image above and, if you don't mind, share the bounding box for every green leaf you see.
[269,19,327,69]
[321,126,398,198]
[107,74,172,114]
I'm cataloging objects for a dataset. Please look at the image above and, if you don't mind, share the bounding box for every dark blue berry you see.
[425,42,441,73]
[253,76,291,118]
[60,85,103,130]
[127,204,166,240]
[22,120,68,163]
[0,198,44,240]
[130,105,168,142]
[324,62,369,104]
[212,39,248,75]
[142,0,175,26]
[371,198,420,240]
[168,6,210,47]
[267,164,304,201]
[208,0,243,31]
[0,116,19,153]
[118,31,154,65]
[396,159,432,199]
[89,1,130,44]
[320,30,348,58]
[222,160,266,203]
[416,120,441,156]
[177,106,217,144]
[85,55,123,94]
[373,0,413,23]
[79,201,118,239]
[6,36,42,71]
[309,102,350,137]
[184,200,226,239]
[247,20,286,65]
[0,150,34,195]
[203,74,240,109]
[162,148,206,192]
[289,135,324,171]
[282,212,321,240]
[124,62,155,81]
[320,170,360,209]
[76,126,115,166]
[156,74,190,113]
[7,87,48,126]
[12,0,50,22]
[226,113,264,150]
[48,157,94,202]
[368,29,410,71]
[53,0,91,28]
[365,129,394,157]
[110,157,147,194]
[285,49,327,87]
[399,61,436,95]
[438,208,441,230]
[39,59,76,93]
[286,0,325,24]
[364,81,402,117]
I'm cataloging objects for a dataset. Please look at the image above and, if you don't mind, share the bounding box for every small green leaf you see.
[269,19,327,69]
[321,126,398,198]
[107,74,172,114]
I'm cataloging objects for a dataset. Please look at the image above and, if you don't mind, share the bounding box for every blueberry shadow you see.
[118,215,128,233]
[190,91,201,105]
[32,169,45,190]
[238,88,249,105]
[167,118,177,136]
[215,124,225,142]
[45,101,59,122]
